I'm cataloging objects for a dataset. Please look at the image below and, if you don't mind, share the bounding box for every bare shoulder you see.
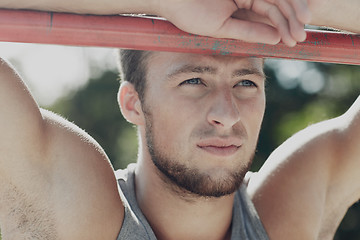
[0,109,124,240]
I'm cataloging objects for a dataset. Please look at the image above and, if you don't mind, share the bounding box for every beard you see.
[143,107,254,199]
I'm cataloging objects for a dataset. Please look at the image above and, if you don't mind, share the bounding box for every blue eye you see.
[180,78,203,85]
[236,80,257,87]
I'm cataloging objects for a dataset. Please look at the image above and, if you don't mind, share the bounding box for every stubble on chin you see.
[141,99,257,200]
[144,116,254,200]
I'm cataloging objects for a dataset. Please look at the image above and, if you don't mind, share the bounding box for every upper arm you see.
[0,58,47,176]
[41,110,125,239]
[247,95,360,239]
[329,96,360,202]
[0,58,125,239]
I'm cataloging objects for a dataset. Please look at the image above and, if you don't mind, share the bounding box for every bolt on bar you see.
[0,9,359,65]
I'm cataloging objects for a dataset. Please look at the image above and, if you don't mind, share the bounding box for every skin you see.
[0,0,324,46]
[120,52,360,240]
[0,60,123,239]
[0,0,360,239]
[1,0,359,46]
[248,99,360,239]
[141,53,265,197]
[0,48,359,240]
[121,53,266,239]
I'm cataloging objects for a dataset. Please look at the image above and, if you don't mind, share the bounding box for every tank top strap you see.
[115,164,157,240]
[230,183,269,239]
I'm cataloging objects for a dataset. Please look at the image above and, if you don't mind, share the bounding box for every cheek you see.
[144,85,200,153]
[150,100,202,158]
[149,105,188,149]
[240,96,265,134]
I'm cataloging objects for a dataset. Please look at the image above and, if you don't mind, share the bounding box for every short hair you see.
[118,50,265,103]
[117,49,152,103]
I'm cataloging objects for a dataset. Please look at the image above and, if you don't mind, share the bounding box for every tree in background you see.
[49,59,360,239]
[50,70,137,170]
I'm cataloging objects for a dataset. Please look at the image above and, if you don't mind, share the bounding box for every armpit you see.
[0,180,57,240]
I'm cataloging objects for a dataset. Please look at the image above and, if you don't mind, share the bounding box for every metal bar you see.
[0,9,359,65]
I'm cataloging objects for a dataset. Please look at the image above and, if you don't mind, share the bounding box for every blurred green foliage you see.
[47,59,359,239]
[50,70,137,170]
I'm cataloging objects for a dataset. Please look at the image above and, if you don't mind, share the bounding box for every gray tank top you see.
[115,164,269,240]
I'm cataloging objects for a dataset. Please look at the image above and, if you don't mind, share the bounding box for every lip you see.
[197,137,242,157]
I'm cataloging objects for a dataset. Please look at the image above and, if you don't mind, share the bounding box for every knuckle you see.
[235,0,255,9]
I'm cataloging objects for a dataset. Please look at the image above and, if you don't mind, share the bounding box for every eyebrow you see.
[232,68,265,79]
[167,64,265,79]
[167,65,217,78]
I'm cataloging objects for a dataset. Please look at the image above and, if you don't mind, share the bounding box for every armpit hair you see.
[0,181,57,240]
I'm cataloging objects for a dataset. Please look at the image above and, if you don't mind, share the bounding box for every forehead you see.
[146,52,264,78]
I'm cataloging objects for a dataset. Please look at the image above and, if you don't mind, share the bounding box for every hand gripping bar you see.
[0,9,359,65]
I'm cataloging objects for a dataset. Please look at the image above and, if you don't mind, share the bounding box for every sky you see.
[0,42,117,106]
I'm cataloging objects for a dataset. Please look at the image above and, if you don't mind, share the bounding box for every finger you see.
[275,0,307,41]
[266,0,311,23]
[234,0,256,9]
[252,1,297,46]
[216,18,281,44]
[289,15,307,42]
[289,0,312,23]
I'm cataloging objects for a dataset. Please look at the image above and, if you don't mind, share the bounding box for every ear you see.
[118,82,144,126]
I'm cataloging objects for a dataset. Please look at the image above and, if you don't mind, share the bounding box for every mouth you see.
[197,138,242,157]
[198,145,240,156]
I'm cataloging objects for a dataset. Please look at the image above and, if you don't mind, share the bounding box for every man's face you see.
[141,52,266,198]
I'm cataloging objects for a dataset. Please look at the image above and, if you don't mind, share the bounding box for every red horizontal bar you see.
[0,9,359,65]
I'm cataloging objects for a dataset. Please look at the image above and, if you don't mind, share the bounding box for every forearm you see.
[310,0,360,33]
[0,0,157,15]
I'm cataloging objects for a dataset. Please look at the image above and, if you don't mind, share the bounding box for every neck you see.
[135,158,235,240]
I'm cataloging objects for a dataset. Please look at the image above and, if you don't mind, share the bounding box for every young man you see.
[0,0,359,239]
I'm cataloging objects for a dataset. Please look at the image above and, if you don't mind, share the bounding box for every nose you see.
[206,90,241,129]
